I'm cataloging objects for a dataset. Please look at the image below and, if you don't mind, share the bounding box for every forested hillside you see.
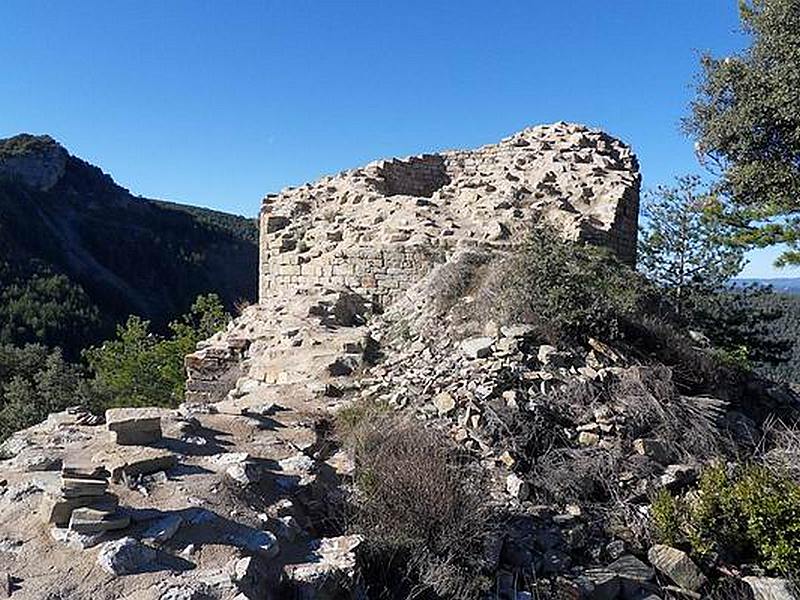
[754,291,800,384]
[0,133,257,356]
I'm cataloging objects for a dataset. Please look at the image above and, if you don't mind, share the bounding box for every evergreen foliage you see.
[0,293,230,441]
[651,463,800,574]
[638,176,744,318]
[687,0,800,265]
[84,294,230,409]
[0,344,91,441]
[638,177,791,366]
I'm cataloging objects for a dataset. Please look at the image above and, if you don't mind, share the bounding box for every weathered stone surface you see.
[660,464,698,490]
[433,391,456,415]
[39,491,119,526]
[50,526,108,550]
[327,355,359,377]
[106,407,163,445]
[584,568,621,600]
[284,535,363,592]
[500,324,535,339]
[743,577,799,600]
[7,450,61,472]
[97,447,177,483]
[0,134,68,190]
[538,345,574,367]
[96,537,157,575]
[506,473,529,501]
[69,506,130,534]
[461,337,494,359]
[60,476,108,498]
[226,460,264,486]
[259,124,640,308]
[647,545,706,592]
[578,432,600,446]
[607,554,654,583]
[141,514,183,544]
[0,571,10,599]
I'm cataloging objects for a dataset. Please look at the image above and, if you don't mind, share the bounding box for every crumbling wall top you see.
[259,122,640,306]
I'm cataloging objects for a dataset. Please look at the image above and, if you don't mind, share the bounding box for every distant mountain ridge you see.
[735,277,800,294]
[0,133,257,354]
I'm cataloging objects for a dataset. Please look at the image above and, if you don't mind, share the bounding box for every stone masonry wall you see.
[375,154,450,198]
[259,122,641,309]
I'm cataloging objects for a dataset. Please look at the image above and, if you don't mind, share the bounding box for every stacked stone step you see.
[40,463,130,534]
[105,407,163,445]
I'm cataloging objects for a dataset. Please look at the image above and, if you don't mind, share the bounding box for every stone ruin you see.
[3,124,797,600]
[259,122,641,309]
[0,124,652,600]
[186,122,641,407]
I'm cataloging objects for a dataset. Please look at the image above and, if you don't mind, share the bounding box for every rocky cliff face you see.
[0,134,68,191]
[260,122,640,308]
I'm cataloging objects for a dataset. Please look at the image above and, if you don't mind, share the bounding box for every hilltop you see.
[0,124,797,600]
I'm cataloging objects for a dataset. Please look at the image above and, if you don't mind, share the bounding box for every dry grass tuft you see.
[610,366,731,460]
[342,411,497,599]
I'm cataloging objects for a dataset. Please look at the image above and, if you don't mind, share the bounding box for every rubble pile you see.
[0,286,371,600]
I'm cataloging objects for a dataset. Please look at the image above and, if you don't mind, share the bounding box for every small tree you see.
[639,177,790,366]
[638,176,744,318]
[85,293,230,408]
[0,344,90,441]
[686,0,800,266]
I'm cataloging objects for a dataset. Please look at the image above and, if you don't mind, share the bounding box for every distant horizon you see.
[3,0,799,279]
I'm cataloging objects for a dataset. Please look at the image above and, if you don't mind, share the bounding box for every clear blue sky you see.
[2,0,797,278]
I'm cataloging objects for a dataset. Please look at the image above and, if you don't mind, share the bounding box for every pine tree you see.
[639,176,790,366]
[638,176,744,318]
[686,0,800,265]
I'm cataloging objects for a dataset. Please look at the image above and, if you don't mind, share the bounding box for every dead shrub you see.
[426,249,494,314]
[344,413,497,599]
[333,398,389,445]
[541,379,606,426]
[480,398,567,471]
[621,315,727,395]
[757,416,800,484]
[610,366,731,460]
[529,446,624,503]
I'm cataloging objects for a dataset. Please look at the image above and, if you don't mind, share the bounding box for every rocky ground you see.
[0,287,371,600]
[1,277,799,600]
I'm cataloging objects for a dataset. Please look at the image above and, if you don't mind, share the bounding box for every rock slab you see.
[97,537,157,576]
[647,544,707,592]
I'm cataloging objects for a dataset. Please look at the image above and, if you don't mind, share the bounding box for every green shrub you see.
[650,489,682,547]
[472,228,659,344]
[651,463,800,574]
[0,344,91,441]
[84,293,230,408]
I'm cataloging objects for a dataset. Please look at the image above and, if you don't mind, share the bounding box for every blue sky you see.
[2,0,797,278]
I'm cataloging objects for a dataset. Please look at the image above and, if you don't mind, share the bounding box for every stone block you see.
[39,491,118,526]
[61,477,108,498]
[104,448,177,483]
[648,544,707,592]
[460,336,494,359]
[69,506,130,534]
[106,407,162,445]
[743,577,798,600]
